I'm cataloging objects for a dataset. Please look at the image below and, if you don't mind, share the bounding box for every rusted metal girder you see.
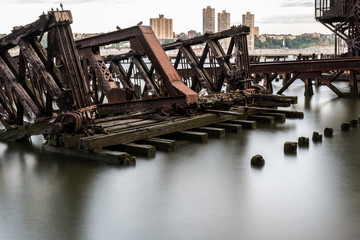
[99,26,252,94]
[250,57,360,96]
[76,25,198,109]
[0,10,93,129]
[163,26,251,92]
[250,58,360,73]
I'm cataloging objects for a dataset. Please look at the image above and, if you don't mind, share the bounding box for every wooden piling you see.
[341,122,351,131]
[251,154,265,167]
[350,119,358,128]
[312,132,323,142]
[284,142,297,154]
[298,137,309,148]
[324,128,333,137]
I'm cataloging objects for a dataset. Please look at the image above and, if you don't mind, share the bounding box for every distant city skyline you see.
[0,0,330,35]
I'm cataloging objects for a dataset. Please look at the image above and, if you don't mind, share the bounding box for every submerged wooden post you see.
[341,122,351,131]
[324,128,333,137]
[284,142,297,154]
[304,78,314,96]
[312,132,323,142]
[298,137,309,148]
[349,70,358,93]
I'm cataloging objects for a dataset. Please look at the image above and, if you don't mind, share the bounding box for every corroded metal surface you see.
[77,25,198,107]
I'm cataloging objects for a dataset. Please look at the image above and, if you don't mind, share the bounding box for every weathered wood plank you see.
[0,121,61,142]
[244,107,304,119]
[97,118,143,128]
[139,138,176,151]
[248,115,275,124]
[251,94,297,107]
[192,127,225,138]
[102,119,158,133]
[81,113,237,150]
[175,131,208,143]
[227,120,257,129]
[106,143,156,158]
[210,123,242,133]
[203,109,244,116]
[42,145,136,165]
[260,113,286,123]
[94,110,157,123]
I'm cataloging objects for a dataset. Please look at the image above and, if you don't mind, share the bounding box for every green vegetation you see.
[255,37,284,49]
[255,34,335,49]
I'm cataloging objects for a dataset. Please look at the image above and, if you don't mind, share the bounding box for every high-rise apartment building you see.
[150,14,173,40]
[218,10,230,32]
[242,12,259,50]
[203,6,215,33]
[218,10,231,49]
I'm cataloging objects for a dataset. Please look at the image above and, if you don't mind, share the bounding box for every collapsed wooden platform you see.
[37,99,301,164]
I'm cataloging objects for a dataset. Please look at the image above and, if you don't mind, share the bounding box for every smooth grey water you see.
[1,80,360,240]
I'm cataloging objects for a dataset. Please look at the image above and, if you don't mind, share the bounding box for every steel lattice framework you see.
[316,0,360,56]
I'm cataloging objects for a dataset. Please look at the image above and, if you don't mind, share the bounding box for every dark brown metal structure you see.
[99,26,255,96]
[0,10,93,129]
[0,9,300,163]
[76,25,198,115]
[315,0,360,56]
[163,26,251,92]
[250,58,360,96]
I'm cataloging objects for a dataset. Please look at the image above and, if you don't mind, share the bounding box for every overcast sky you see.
[0,0,330,35]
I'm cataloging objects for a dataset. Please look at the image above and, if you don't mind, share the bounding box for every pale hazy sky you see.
[0,0,330,35]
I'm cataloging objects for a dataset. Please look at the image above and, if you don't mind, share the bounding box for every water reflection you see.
[1,82,360,240]
[0,142,106,240]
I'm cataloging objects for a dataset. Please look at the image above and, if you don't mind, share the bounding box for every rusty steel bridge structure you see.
[0,1,359,162]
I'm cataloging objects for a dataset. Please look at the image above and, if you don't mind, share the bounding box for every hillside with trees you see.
[255,34,335,49]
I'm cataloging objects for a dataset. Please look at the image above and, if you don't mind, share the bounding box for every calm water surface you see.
[0,81,360,240]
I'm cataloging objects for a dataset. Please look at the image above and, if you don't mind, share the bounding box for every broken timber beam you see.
[0,120,61,142]
[42,145,136,165]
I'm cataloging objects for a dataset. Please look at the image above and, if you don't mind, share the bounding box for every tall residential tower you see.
[242,12,259,50]
[218,10,230,32]
[150,14,173,40]
[218,10,231,49]
[203,6,215,33]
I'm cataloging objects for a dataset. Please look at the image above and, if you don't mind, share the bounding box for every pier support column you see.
[263,73,273,94]
[283,73,291,86]
[304,78,314,96]
[349,70,358,93]
[253,73,261,84]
